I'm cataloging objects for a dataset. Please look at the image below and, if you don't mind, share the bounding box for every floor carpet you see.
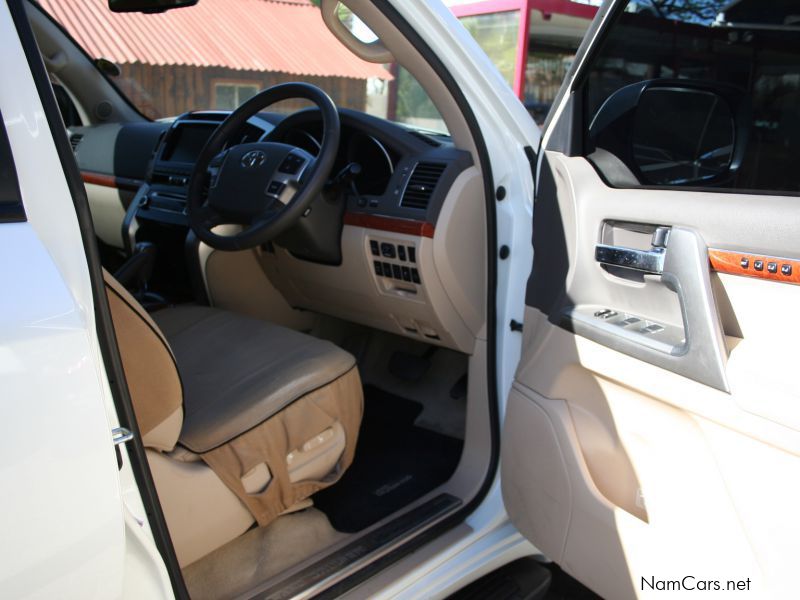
[314,385,463,533]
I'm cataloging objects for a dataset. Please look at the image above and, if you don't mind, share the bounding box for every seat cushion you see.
[153,305,355,453]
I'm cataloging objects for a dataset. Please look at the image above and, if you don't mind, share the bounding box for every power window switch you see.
[618,317,641,327]
[641,324,664,335]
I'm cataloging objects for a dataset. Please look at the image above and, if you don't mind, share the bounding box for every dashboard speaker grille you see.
[401,162,446,210]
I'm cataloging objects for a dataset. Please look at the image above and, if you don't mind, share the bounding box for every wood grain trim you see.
[709,248,800,285]
[81,170,142,192]
[343,212,434,238]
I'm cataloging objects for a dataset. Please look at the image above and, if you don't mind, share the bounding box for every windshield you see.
[38,0,449,134]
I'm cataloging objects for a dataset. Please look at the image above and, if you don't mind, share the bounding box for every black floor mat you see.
[314,385,463,533]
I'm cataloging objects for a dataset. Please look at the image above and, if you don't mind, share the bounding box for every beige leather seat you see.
[104,272,363,566]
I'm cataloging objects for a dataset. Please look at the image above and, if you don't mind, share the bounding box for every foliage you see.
[632,0,729,24]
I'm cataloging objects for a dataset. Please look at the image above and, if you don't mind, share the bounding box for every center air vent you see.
[69,133,84,152]
[401,162,446,210]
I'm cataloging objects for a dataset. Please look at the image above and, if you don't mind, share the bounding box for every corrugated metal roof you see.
[37,0,391,80]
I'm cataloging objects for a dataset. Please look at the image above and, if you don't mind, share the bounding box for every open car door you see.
[502,1,800,598]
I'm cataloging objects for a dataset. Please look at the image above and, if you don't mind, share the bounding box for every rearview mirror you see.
[109,0,197,13]
[589,80,750,187]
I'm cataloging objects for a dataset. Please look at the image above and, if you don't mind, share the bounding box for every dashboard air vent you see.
[401,162,446,210]
[69,133,84,152]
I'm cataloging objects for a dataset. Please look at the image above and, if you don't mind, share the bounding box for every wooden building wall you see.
[118,63,368,119]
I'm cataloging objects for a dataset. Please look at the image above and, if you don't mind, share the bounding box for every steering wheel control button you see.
[767,262,778,273]
[370,240,379,256]
[781,264,793,276]
[278,153,305,175]
[380,243,396,259]
[411,268,421,284]
[266,181,286,196]
[740,257,749,269]
[398,246,407,261]
[753,260,764,271]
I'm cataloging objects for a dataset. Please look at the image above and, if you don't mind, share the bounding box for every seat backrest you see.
[104,270,183,452]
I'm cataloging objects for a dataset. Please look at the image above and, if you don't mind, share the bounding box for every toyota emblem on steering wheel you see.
[241,150,266,168]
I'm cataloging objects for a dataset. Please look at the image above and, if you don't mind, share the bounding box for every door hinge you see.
[510,319,524,332]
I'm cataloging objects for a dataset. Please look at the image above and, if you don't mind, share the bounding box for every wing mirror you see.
[108,0,197,13]
[589,80,750,186]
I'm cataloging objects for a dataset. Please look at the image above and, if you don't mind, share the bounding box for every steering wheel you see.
[186,82,340,251]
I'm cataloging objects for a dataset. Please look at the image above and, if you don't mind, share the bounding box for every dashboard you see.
[73,108,485,353]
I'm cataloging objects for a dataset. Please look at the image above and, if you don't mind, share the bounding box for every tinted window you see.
[583,0,800,193]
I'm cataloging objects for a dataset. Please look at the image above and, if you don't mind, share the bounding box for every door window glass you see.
[582,0,800,194]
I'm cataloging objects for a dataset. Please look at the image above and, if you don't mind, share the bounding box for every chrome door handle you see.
[595,244,665,274]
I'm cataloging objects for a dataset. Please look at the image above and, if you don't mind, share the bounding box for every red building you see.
[39,0,390,119]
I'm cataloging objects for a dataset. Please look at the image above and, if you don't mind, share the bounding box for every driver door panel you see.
[502,150,800,599]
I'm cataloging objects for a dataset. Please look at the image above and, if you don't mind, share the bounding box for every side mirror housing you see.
[589,79,750,186]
